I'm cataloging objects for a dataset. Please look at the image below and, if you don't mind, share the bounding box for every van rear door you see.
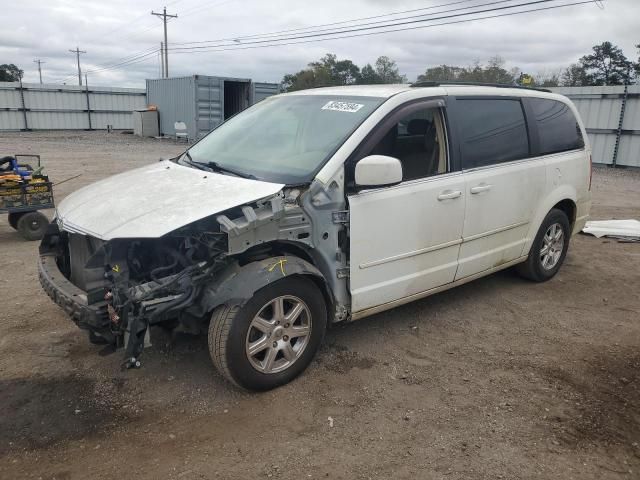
[450,97,546,279]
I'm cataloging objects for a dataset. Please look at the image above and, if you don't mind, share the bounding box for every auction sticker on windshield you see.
[321,100,365,113]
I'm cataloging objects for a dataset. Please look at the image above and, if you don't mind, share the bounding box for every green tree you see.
[539,73,560,88]
[579,41,634,85]
[373,56,406,83]
[281,53,360,91]
[0,64,23,81]
[359,63,380,84]
[357,56,406,84]
[470,56,516,84]
[416,64,465,83]
[522,70,561,88]
[309,54,361,85]
[561,63,588,86]
[636,43,640,78]
[282,54,407,90]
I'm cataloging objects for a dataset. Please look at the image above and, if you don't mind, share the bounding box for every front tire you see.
[517,208,570,282]
[208,276,327,391]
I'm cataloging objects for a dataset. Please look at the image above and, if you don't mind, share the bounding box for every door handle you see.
[437,190,462,201]
[470,184,493,194]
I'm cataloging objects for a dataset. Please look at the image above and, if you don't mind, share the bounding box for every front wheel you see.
[516,208,570,282]
[208,276,327,391]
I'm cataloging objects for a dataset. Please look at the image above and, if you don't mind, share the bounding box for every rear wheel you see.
[516,208,570,282]
[208,276,327,391]
[8,212,25,230]
[17,211,48,241]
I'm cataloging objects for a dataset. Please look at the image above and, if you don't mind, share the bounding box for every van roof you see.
[286,83,563,101]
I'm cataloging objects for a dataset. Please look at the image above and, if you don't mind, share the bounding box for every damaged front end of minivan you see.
[38,178,346,369]
[40,211,229,368]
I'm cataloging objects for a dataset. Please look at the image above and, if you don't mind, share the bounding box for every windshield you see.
[184,95,384,184]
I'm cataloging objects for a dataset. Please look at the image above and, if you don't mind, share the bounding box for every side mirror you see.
[354,155,403,187]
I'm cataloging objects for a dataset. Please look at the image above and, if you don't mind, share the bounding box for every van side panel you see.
[520,96,591,255]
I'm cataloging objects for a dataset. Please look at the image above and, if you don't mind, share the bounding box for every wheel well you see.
[239,241,315,265]
[552,199,576,228]
[233,241,335,321]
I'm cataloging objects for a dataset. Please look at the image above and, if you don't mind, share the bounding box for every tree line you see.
[282,54,407,91]
[3,40,638,88]
[281,41,640,91]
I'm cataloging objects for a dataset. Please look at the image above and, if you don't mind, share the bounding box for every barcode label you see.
[321,101,365,113]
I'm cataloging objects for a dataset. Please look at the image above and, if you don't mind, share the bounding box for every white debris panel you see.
[582,219,640,239]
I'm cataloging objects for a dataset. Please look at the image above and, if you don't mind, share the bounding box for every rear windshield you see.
[185,95,384,184]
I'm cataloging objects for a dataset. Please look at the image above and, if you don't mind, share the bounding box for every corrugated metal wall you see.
[196,76,223,140]
[147,76,198,139]
[253,82,280,103]
[551,86,640,167]
[0,82,146,131]
[147,75,280,141]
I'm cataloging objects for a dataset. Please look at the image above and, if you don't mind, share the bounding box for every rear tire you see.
[8,212,25,230]
[17,211,48,241]
[516,208,570,282]
[208,276,327,391]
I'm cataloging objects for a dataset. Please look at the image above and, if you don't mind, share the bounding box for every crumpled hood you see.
[56,160,284,240]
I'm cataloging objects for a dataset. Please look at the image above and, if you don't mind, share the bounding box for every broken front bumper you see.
[38,253,109,333]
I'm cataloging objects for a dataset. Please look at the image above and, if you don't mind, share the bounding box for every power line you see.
[178,0,235,19]
[168,0,602,54]
[69,47,87,86]
[73,0,228,81]
[172,0,481,46]
[84,49,161,75]
[152,7,178,78]
[86,46,159,72]
[33,59,45,84]
[56,0,603,80]
[168,0,589,52]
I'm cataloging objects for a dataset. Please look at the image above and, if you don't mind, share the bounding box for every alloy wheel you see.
[540,222,565,270]
[245,295,312,374]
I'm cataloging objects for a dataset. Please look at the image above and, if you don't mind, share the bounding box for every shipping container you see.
[146,75,279,141]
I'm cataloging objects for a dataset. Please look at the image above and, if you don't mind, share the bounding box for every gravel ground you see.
[0,131,639,480]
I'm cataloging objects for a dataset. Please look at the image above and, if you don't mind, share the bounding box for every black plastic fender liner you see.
[200,255,333,314]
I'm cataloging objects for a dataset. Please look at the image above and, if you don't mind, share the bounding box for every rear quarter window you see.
[530,98,585,155]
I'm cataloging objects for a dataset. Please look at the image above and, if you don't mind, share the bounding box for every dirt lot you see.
[0,131,638,480]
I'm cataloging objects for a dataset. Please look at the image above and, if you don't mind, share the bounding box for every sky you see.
[2,0,639,87]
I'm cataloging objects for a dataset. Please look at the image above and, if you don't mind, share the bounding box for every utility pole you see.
[152,7,177,78]
[69,46,86,86]
[33,59,45,84]
[84,74,93,130]
[160,41,165,78]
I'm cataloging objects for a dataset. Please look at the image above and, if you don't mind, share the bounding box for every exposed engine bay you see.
[43,214,229,368]
[39,183,349,370]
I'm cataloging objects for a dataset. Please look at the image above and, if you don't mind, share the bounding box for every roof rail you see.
[410,80,552,93]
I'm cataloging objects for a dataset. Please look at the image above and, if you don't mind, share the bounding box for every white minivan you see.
[39,83,591,390]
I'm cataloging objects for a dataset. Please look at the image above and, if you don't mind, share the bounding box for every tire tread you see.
[208,304,242,388]
[517,208,570,282]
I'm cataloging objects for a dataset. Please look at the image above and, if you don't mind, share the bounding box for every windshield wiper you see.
[181,152,257,180]
[180,151,202,169]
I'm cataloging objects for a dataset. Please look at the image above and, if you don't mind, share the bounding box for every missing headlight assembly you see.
[41,214,231,369]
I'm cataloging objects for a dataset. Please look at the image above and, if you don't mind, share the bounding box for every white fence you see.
[551,85,640,168]
[0,81,146,131]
